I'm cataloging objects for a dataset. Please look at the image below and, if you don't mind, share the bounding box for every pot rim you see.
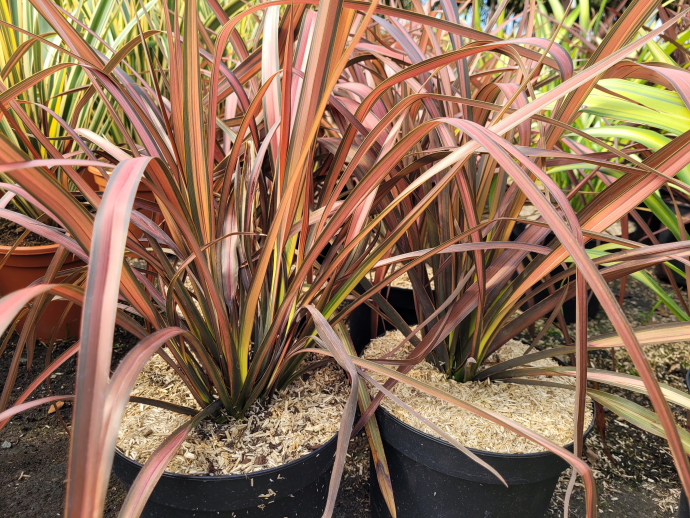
[85,169,153,193]
[0,243,61,255]
[114,431,338,481]
[377,401,596,460]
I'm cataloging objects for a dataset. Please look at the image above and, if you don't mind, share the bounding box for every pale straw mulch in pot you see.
[363,331,593,454]
[369,264,435,290]
[117,353,347,476]
[519,204,636,236]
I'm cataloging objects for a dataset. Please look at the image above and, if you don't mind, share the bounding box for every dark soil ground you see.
[0,204,54,247]
[0,278,687,517]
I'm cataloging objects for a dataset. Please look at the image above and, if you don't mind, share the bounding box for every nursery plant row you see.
[1,0,690,516]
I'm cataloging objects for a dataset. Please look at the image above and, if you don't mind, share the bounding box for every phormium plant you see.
[0,0,689,517]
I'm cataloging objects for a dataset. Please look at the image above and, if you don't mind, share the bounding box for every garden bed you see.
[0,277,687,517]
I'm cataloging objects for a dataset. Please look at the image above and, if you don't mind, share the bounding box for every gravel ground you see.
[541,278,689,517]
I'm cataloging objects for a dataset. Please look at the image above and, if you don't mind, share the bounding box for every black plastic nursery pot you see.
[349,286,417,354]
[371,407,593,518]
[112,434,337,517]
[348,282,600,356]
[679,370,690,518]
[349,284,597,517]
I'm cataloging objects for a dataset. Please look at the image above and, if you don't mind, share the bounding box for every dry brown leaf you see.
[47,401,65,414]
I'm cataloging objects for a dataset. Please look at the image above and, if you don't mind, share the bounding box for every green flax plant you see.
[0,0,162,153]
[0,0,254,189]
[0,1,689,517]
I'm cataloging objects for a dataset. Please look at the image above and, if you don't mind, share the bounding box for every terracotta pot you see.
[0,244,83,341]
[85,167,160,240]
